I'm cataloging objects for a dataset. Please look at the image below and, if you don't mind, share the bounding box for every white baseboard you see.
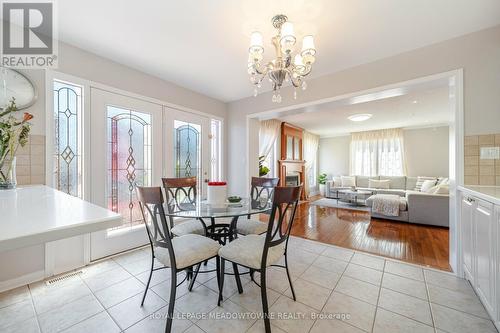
[0,270,45,293]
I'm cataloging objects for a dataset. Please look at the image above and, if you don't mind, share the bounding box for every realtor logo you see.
[1,0,58,68]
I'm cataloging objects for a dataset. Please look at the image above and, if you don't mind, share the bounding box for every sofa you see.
[325,175,449,227]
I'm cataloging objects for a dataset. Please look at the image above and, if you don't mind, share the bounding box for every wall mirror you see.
[0,67,37,110]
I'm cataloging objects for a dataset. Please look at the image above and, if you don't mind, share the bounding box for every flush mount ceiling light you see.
[348,114,372,122]
[248,14,316,103]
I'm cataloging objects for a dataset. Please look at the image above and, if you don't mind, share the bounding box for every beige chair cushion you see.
[171,219,205,236]
[237,218,268,235]
[155,234,220,269]
[218,235,285,269]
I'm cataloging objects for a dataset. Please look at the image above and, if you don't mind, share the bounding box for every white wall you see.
[318,135,350,176]
[227,24,500,195]
[318,126,449,178]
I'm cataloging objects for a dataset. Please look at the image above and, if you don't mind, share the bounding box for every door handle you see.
[204,179,209,183]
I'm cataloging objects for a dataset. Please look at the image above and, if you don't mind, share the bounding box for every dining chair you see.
[162,177,206,236]
[136,186,221,333]
[236,177,280,236]
[217,186,301,333]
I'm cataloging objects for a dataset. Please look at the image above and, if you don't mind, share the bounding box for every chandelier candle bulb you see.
[294,54,305,72]
[301,35,316,55]
[280,22,296,52]
[250,31,264,54]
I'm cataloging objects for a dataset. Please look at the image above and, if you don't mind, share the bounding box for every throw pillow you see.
[438,177,449,185]
[414,176,437,191]
[368,179,391,189]
[421,179,437,193]
[341,176,356,187]
[332,176,342,188]
[433,184,449,195]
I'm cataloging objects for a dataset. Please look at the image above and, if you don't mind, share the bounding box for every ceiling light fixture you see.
[348,114,372,122]
[248,14,316,103]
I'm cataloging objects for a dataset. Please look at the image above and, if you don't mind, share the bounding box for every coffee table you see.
[338,189,374,206]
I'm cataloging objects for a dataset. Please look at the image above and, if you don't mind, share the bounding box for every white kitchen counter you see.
[0,185,121,252]
[458,185,500,205]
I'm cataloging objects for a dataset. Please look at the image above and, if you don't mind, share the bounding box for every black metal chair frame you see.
[218,186,301,333]
[161,177,246,294]
[136,186,220,333]
[247,177,279,220]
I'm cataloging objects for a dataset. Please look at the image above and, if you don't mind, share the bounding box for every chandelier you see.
[248,14,316,103]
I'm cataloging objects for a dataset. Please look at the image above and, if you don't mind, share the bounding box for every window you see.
[107,106,152,228]
[350,128,406,176]
[210,119,222,181]
[307,155,317,188]
[53,80,83,197]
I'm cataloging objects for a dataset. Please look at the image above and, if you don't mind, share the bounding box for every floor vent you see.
[45,270,84,286]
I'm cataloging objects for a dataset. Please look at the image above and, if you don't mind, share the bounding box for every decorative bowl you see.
[227,196,242,203]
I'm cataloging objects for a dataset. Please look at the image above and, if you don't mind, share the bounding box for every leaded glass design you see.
[53,80,83,197]
[210,119,222,181]
[174,120,201,178]
[107,106,152,228]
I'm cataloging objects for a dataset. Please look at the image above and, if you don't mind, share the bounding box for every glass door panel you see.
[165,108,210,197]
[174,120,201,179]
[107,107,152,230]
[90,88,162,260]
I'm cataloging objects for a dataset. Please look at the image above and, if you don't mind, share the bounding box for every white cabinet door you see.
[474,199,495,316]
[461,194,475,282]
[496,206,500,324]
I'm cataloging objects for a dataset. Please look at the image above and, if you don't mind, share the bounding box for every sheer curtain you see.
[350,128,407,176]
[303,131,319,197]
[259,119,281,174]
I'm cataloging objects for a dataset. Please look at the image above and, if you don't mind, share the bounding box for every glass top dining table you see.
[163,197,272,219]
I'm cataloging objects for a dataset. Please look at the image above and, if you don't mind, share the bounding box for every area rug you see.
[310,198,371,212]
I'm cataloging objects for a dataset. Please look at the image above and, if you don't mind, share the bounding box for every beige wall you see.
[404,127,449,177]
[227,25,500,195]
[319,126,449,178]
[464,134,500,185]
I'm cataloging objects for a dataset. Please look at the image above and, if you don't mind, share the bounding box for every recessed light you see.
[412,100,418,104]
[348,114,372,122]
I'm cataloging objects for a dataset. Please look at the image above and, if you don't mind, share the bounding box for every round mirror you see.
[0,67,37,110]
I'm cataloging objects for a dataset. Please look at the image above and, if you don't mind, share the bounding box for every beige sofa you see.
[325,175,449,227]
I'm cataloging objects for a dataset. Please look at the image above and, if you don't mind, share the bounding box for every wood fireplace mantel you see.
[278,159,306,200]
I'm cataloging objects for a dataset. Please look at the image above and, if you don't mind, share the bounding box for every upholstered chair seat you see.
[236,219,268,236]
[218,234,284,269]
[155,234,220,269]
[170,219,206,236]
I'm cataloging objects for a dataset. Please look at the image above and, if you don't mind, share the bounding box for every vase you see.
[319,183,326,196]
[0,156,17,189]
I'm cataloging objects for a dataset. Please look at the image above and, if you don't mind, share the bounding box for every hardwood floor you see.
[288,196,451,271]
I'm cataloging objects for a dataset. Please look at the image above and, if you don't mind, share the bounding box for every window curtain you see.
[303,131,320,197]
[350,128,407,176]
[259,119,281,170]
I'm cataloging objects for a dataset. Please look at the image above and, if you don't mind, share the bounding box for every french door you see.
[164,107,211,197]
[90,88,163,260]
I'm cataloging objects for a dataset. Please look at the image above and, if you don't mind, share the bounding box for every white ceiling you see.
[276,81,452,137]
[57,0,500,102]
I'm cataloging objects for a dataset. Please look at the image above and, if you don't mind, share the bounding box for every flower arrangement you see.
[0,98,33,188]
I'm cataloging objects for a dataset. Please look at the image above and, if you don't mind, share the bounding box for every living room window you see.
[350,128,407,176]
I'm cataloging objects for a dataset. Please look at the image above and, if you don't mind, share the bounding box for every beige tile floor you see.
[0,236,497,333]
